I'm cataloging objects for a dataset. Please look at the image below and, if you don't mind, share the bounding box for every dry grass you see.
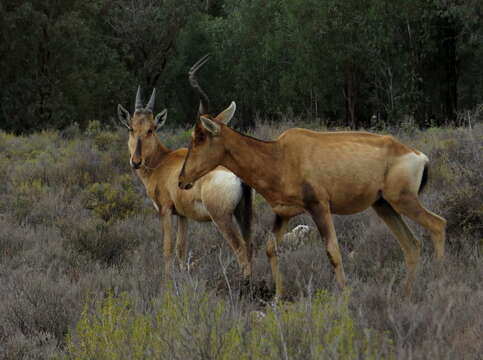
[0,120,481,359]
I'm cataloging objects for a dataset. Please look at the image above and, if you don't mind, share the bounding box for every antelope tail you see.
[419,164,429,194]
[234,182,253,249]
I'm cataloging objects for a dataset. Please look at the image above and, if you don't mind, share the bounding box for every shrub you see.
[92,131,120,152]
[12,179,49,223]
[0,215,32,258]
[158,128,191,149]
[54,140,117,188]
[82,174,143,223]
[85,120,103,137]
[0,122,481,360]
[0,269,82,358]
[58,215,141,265]
[64,288,394,360]
[419,126,483,249]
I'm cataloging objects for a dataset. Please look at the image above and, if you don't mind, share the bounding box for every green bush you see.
[82,175,142,223]
[85,120,103,137]
[64,289,394,360]
[85,120,123,152]
[0,130,62,161]
[158,128,192,149]
[93,131,120,152]
[12,179,49,222]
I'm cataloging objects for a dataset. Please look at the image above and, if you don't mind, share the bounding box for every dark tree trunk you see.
[344,62,358,129]
[442,19,458,124]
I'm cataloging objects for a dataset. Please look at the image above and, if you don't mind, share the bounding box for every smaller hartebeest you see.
[117,86,253,280]
[178,56,447,298]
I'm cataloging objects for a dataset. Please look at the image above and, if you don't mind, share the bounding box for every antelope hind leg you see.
[161,209,174,281]
[372,198,421,296]
[176,216,188,270]
[212,214,252,281]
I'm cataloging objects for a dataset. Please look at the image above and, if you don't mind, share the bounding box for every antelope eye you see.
[147,129,153,135]
[128,127,133,132]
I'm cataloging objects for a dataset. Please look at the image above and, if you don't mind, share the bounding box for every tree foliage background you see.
[1,0,482,133]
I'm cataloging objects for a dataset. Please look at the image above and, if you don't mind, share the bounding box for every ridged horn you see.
[189,54,211,115]
[135,85,143,110]
[146,88,156,112]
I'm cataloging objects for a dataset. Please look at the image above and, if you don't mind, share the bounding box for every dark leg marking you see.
[273,214,284,233]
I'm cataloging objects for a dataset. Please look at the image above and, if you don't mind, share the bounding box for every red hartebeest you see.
[117,86,253,281]
[178,56,446,298]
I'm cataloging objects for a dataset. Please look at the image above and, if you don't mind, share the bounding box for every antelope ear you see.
[215,101,236,124]
[154,109,168,130]
[200,116,220,136]
[117,104,131,129]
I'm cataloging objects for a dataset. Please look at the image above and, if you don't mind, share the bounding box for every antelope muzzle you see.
[130,137,143,169]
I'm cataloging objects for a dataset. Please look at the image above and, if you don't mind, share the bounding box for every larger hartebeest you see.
[117,86,253,281]
[178,56,447,298]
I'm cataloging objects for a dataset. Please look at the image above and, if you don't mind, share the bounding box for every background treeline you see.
[1,0,482,133]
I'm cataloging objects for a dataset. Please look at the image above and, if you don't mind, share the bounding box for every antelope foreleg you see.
[266,215,289,299]
[308,203,346,289]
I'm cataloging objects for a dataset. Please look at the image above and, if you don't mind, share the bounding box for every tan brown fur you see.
[179,109,447,298]
[117,97,253,281]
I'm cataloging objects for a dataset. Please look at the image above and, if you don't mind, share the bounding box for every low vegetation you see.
[0,119,481,359]
[65,288,394,360]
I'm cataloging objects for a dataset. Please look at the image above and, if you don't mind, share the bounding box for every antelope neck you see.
[137,141,170,177]
[222,127,281,200]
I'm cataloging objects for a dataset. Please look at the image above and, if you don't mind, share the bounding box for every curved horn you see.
[135,85,143,110]
[146,88,156,112]
[189,54,211,115]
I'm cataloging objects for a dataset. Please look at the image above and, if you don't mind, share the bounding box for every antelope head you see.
[117,87,168,169]
[179,55,236,189]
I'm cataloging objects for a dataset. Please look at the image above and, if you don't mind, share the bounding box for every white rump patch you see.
[400,152,429,193]
[210,170,241,188]
[206,170,242,211]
